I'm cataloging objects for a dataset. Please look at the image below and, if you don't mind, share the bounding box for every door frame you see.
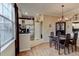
[14,3,19,56]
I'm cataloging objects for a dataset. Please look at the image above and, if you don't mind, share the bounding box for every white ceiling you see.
[17,3,79,16]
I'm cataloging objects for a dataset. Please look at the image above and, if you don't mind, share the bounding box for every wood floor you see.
[18,42,79,56]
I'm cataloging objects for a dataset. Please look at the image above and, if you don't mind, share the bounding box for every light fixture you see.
[36,14,43,22]
[58,5,68,21]
[25,12,28,15]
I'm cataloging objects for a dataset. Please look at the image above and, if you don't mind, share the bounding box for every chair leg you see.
[68,46,70,54]
[55,42,56,49]
[75,45,77,51]
[64,47,66,55]
[55,43,59,50]
[50,42,52,47]
[49,40,52,47]
[71,45,73,52]
[58,45,60,55]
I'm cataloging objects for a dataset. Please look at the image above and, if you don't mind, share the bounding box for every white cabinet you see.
[19,34,31,51]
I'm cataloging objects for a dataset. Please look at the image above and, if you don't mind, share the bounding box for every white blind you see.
[0,3,15,48]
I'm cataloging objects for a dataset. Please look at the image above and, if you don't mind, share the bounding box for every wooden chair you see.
[57,31,61,36]
[55,31,61,49]
[49,32,58,48]
[49,32,54,47]
[57,34,71,55]
[69,33,78,52]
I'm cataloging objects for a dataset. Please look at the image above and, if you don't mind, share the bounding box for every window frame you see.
[0,3,15,52]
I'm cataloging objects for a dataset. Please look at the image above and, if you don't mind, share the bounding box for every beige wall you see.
[31,15,59,47]
[42,15,59,41]
[1,42,15,56]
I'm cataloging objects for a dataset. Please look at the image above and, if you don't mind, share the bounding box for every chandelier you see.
[58,5,68,21]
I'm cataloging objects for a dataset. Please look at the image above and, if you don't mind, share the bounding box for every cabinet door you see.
[56,23,60,30]
[56,22,66,35]
[60,23,65,30]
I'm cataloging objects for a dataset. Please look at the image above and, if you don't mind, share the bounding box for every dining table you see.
[60,35,73,40]
[49,34,74,48]
[54,35,74,50]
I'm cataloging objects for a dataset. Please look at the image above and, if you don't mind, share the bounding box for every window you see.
[0,4,2,15]
[0,3,15,49]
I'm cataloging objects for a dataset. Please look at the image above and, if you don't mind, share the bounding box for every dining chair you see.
[49,32,58,48]
[57,31,61,36]
[49,32,54,47]
[64,34,71,54]
[57,34,71,55]
[55,31,61,49]
[69,33,78,52]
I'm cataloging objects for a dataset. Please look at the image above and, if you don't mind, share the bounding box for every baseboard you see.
[31,40,49,48]
[20,48,31,52]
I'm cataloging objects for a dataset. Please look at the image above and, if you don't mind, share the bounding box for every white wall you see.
[66,20,72,34]
[1,42,15,56]
[18,9,22,17]
[35,22,41,40]
[19,34,31,51]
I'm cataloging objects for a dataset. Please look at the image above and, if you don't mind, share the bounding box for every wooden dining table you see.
[49,34,73,48]
[54,35,73,50]
[59,35,73,40]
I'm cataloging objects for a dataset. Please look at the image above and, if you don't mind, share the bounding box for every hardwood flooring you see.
[18,42,79,56]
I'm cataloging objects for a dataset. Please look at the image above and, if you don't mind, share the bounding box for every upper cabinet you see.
[56,22,66,35]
